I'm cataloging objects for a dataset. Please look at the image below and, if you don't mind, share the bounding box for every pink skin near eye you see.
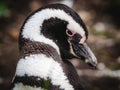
[66,29,76,37]
[79,36,86,44]
[66,29,86,44]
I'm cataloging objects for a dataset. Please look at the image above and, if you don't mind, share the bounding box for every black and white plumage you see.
[11,4,97,90]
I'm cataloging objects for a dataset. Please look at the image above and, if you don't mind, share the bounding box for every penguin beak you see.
[71,35,97,67]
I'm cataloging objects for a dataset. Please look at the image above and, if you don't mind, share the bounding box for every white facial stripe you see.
[15,54,74,90]
[22,8,85,53]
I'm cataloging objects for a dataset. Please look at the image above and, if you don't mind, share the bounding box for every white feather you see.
[15,54,74,90]
[22,8,85,54]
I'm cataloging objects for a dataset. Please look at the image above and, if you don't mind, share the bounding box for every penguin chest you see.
[13,54,74,90]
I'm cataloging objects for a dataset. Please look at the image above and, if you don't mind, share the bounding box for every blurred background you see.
[0,0,120,90]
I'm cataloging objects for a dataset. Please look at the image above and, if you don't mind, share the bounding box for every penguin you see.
[10,4,97,90]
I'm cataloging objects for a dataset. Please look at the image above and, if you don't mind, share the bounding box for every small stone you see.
[97,62,106,70]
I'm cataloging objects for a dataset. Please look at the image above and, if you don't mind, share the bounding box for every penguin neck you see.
[19,38,62,62]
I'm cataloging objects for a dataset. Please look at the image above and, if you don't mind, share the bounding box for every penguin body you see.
[11,4,97,90]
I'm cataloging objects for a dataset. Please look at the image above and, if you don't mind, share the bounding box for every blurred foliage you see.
[0,0,10,18]
[0,3,7,17]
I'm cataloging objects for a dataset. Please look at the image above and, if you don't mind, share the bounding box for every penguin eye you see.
[66,29,75,37]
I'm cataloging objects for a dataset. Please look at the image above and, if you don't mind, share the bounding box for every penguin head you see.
[20,4,97,67]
